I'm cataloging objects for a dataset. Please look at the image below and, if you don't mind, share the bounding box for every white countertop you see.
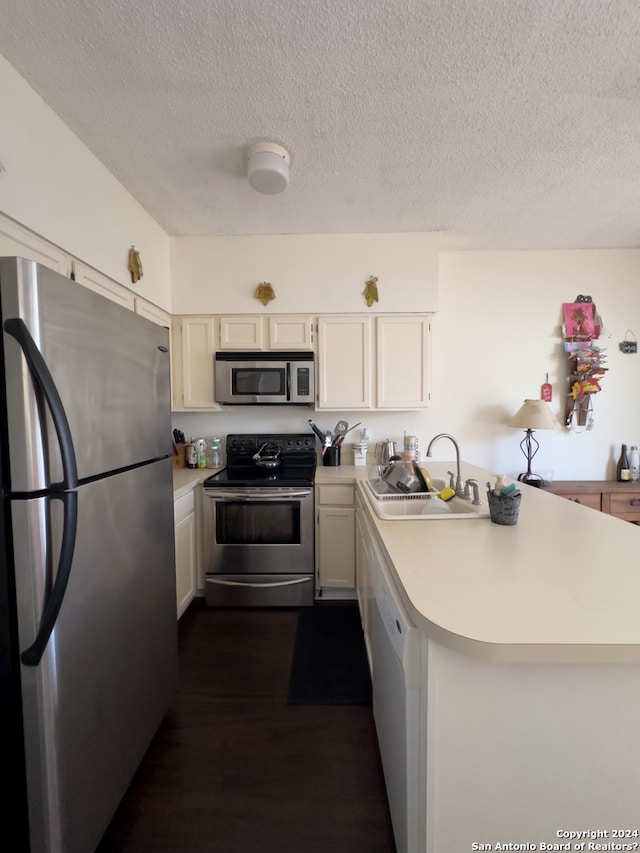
[351,460,640,664]
[172,467,214,499]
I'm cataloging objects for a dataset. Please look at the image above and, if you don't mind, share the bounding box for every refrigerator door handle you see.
[4,317,79,489]
[21,491,78,667]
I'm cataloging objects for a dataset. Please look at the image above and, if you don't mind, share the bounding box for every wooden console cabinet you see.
[544,480,640,523]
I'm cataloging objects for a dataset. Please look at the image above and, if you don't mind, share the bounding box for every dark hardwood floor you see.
[97,602,396,853]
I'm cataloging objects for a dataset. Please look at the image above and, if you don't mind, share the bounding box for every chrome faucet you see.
[464,478,483,506]
[426,433,466,498]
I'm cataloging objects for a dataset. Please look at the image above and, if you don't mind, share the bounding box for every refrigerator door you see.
[1,257,171,492]
[12,459,177,853]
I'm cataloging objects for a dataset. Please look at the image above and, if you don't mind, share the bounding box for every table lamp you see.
[509,399,561,487]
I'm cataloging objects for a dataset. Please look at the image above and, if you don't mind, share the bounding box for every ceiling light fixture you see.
[247,142,290,194]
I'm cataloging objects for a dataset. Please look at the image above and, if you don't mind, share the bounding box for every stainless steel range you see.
[202,434,317,607]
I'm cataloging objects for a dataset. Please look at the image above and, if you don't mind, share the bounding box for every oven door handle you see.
[207,490,312,500]
[206,577,312,588]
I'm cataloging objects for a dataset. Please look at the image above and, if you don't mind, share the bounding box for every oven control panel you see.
[226,434,316,456]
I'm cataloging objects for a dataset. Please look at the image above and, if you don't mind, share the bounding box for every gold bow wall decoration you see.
[127,245,143,284]
[363,275,379,308]
[255,282,276,305]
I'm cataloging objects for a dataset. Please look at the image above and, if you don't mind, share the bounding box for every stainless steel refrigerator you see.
[0,257,177,852]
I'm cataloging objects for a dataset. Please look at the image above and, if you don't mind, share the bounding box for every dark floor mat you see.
[288,601,372,705]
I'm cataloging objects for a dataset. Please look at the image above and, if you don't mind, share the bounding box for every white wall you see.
[170,233,439,314]
[172,248,640,482]
[0,55,172,311]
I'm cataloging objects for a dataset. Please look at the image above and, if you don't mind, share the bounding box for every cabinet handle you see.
[629,499,640,506]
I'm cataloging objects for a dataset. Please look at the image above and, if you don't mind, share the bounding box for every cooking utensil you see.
[335,421,361,443]
[307,419,326,443]
[381,458,427,494]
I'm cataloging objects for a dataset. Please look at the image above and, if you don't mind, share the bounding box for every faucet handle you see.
[447,470,456,490]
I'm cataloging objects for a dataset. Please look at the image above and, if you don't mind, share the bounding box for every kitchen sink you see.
[362,478,490,521]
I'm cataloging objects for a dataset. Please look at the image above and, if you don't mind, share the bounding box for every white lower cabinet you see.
[315,483,356,592]
[174,489,197,619]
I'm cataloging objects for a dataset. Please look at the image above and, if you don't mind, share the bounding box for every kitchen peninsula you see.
[319,461,640,852]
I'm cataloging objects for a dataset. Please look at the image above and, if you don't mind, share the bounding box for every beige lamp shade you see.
[509,399,561,431]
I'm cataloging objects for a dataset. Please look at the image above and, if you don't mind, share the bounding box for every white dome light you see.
[247,142,290,194]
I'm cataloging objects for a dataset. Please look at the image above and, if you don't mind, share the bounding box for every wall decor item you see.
[127,245,143,284]
[541,373,552,402]
[562,296,607,429]
[254,282,276,305]
[619,331,637,354]
[363,275,379,307]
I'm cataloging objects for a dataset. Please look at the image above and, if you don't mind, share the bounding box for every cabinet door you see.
[268,316,314,350]
[173,316,217,409]
[75,261,136,310]
[316,506,355,589]
[355,494,373,666]
[218,315,264,350]
[317,316,372,409]
[376,315,430,409]
[174,492,196,619]
[0,215,71,276]
[135,297,171,327]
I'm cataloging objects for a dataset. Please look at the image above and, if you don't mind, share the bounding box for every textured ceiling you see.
[1,0,640,249]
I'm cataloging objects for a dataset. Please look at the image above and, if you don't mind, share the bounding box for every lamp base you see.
[517,472,544,487]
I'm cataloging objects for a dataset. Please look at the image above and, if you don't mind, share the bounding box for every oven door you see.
[203,487,315,606]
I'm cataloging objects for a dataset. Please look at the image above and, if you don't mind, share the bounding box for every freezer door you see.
[1,257,171,491]
[12,459,177,853]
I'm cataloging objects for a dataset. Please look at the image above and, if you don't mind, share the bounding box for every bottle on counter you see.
[630,446,640,482]
[185,439,198,469]
[207,438,222,468]
[494,474,508,494]
[616,444,631,482]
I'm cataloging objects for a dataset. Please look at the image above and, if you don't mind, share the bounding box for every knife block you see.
[173,443,187,468]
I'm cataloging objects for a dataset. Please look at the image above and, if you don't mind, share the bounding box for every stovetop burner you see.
[203,433,317,488]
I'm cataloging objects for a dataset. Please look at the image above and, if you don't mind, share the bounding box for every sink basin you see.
[362,478,490,521]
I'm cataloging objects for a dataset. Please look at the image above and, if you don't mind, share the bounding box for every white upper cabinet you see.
[317,316,373,409]
[134,297,171,327]
[376,315,430,409]
[171,316,219,411]
[0,216,71,276]
[219,315,314,351]
[317,314,431,411]
[74,261,136,311]
[268,316,314,350]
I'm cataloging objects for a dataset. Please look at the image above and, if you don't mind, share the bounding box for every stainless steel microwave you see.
[214,352,315,405]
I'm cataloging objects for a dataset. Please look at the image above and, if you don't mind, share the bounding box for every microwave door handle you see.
[286,362,292,401]
[4,317,79,490]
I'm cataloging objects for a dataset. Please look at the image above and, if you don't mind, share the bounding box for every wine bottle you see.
[617,444,631,481]
[630,446,640,482]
